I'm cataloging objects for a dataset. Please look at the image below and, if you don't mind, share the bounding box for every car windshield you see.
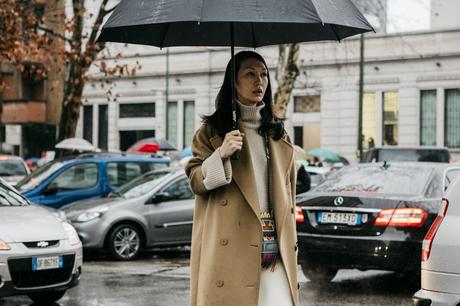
[0,159,28,176]
[314,165,433,196]
[0,183,29,206]
[16,162,64,191]
[117,170,171,199]
[379,149,450,163]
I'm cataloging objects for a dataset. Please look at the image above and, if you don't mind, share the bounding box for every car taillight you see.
[374,208,427,227]
[295,205,304,223]
[421,198,449,261]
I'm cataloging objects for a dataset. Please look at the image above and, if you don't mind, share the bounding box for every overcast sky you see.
[387,0,431,32]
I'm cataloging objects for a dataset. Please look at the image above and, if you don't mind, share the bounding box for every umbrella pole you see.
[230,22,240,160]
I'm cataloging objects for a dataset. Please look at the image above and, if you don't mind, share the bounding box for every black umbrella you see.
[98,0,373,138]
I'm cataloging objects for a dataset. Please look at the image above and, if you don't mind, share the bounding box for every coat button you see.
[297,283,300,290]
[291,207,294,214]
[216,280,224,287]
[220,239,229,246]
[294,245,298,252]
[221,199,228,206]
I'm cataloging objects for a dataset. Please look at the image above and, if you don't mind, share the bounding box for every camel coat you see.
[185,124,299,306]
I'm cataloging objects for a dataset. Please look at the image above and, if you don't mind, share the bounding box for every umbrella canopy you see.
[308,148,342,162]
[98,0,374,48]
[127,138,177,153]
[55,138,96,152]
[98,0,373,135]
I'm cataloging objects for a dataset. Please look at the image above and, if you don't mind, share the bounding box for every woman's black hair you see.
[202,51,285,140]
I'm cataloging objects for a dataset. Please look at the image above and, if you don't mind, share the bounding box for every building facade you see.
[79,28,460,162]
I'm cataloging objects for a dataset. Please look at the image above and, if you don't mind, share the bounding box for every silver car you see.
[413,167,460,306]
[0,179,82,304]
[63,168,194,260]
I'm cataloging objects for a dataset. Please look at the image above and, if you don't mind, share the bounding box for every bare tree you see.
[273,43,300,118]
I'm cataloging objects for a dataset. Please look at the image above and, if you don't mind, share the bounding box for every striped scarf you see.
[260,211,279,271]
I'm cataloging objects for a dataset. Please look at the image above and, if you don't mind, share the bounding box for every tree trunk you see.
[273,43,300,118]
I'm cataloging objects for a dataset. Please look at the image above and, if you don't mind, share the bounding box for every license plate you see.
[32,256,63,271]
[317,212,361,226]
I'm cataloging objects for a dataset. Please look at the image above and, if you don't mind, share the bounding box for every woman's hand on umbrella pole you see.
[219,130,244,160]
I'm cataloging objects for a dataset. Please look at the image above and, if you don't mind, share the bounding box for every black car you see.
[295,162,454,283]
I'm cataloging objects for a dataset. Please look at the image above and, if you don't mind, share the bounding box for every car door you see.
[147,177,194,245]
[38,162,102,208]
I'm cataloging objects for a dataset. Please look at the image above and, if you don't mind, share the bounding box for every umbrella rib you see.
[160,23,171,48]
[250,22,256,48]
[328,24,342,42]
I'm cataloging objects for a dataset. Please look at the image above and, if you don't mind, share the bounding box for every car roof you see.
[0,155,25,161]
[52,153,170,165]
[368,146,449,151]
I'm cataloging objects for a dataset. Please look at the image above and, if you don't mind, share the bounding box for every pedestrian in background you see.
[185,51,299,306]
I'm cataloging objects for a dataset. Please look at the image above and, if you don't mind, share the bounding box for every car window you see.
[379,149,450,163]
[162,178,194,201]
[0,160,28,176]
[16,162,64,191]
[119,171,171,199]
[107,162,149,187]
[50,163,98,191]
[315,165,433,196]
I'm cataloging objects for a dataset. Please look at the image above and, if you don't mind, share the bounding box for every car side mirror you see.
[41,182,59,196]
[147,192,171,204]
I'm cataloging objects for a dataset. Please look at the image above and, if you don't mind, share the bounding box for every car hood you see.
[0,205,65,243]
[63,196,122,213]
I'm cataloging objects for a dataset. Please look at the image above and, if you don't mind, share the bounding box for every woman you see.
[185,51,298,306]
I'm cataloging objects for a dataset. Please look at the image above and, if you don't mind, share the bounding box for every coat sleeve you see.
[185,124,232,195]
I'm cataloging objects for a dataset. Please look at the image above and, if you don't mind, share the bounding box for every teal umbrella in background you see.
[308,148,349,165]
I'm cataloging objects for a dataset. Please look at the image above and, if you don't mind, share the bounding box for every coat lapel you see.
[269,134,294,236]
[210,135,261,218]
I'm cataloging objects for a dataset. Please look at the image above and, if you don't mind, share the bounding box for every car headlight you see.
[62,222,81,246]
[75,206,109,223]
[0,239,10,251]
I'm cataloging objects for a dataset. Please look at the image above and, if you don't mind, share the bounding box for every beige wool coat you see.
[185,124,299,306]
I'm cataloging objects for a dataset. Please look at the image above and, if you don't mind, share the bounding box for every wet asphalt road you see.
[1,250,416,306]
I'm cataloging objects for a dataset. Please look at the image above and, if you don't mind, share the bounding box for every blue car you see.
[16,153,169,209]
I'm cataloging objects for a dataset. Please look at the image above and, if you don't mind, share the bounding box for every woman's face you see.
[235,58,268,106]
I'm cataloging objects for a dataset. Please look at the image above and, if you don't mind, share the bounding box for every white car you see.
[413,167,460,306]
[0,179,83,304]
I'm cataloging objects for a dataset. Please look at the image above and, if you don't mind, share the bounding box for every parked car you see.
[0,155,30,187]
[0,178,82,304]
[413,166,460,306]
[295,162,458,283]
[15,153,169,209]
[361,146,451,163]
[62,168,194,260]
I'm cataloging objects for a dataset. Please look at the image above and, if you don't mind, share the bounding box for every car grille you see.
[23,240,60,248]
[7,254,75,288]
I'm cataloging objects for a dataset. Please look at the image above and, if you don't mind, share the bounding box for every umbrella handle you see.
[231,150,240,160]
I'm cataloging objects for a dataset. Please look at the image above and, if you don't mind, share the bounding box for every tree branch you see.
[35,25,73,43]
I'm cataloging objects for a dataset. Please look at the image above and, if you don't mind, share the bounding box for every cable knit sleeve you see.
[201,148,232,190]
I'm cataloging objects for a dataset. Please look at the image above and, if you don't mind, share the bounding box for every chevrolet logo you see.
[36,241,49,248]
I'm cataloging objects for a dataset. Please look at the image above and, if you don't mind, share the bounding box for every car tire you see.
[28,290,66,304]
[107,223,142,261]
[301,263,338,283]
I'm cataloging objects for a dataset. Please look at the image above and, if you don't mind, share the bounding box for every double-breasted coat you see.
[185,124,299,306]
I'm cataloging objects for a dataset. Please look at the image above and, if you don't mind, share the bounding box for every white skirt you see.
[258,260,293,306]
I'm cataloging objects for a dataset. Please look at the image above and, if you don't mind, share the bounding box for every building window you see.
[293,95,320,113]
[167,102,178,147]
[382,92,399,146]
[420,90,437,146]
[83,105,93,143]
[362,92,376,149]
[293,126,303,147]
[445,89,460,148]
[119,103,155,118]
[183,101,195,148]
[98,105,108,150]
[119,130,155,151]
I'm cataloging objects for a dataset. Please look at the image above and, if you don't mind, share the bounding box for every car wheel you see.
[301,263,338,283]
[28,290,66,304]
[107,223,142,260]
